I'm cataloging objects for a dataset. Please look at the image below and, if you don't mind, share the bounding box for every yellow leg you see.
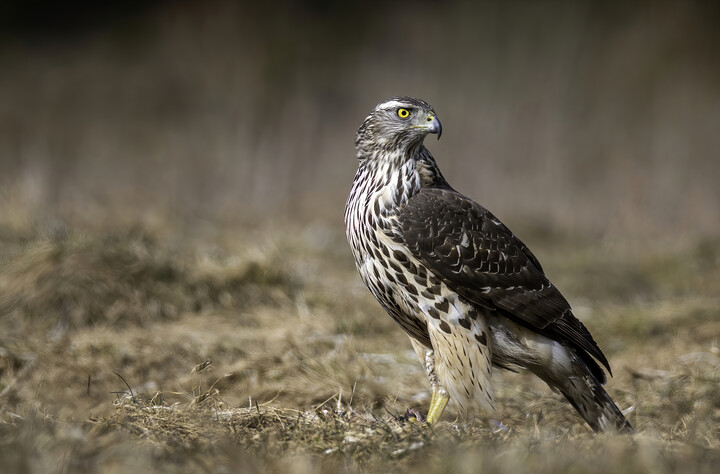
[426,389,449,424]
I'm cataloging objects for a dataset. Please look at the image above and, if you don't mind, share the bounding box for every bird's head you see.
[355,97,442,160]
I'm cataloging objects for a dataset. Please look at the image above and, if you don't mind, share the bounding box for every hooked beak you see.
[426,115,442,140]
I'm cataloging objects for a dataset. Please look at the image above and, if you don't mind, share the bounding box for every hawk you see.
[344,97,633,432]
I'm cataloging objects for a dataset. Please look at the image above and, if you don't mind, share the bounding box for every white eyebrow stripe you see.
[377,100,408,110]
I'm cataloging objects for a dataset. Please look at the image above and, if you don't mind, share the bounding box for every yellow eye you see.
[397,108,410,118]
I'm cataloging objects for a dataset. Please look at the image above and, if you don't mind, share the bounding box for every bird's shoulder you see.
[395,186,544,280]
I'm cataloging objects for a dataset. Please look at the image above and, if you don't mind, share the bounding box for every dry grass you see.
[0,215,718,473]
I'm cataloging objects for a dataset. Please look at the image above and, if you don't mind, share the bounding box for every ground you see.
[1,215,719,473]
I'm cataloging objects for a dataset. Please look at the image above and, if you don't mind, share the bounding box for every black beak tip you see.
[431,117,442,140]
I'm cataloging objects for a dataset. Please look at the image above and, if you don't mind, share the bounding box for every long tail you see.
[557,355,633,433]
[535,350,634,433]
[560,377,634,433]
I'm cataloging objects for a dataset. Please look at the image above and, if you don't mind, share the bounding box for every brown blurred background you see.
[1,0,718,238]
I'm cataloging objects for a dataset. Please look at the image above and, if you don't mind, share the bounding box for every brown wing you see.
[395,186,611,381]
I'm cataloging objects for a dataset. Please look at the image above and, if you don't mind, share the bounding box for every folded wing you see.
[394,186,610,382]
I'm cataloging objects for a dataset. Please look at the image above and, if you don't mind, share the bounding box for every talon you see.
[404,408,424,423]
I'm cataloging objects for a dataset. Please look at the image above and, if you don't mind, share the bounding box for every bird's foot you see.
[425,389,449,424]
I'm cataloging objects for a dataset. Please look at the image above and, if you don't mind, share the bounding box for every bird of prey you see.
[344,97,633,432]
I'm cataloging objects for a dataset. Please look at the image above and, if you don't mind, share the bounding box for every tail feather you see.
[560,378,634,433]
[555,354,634,433]
[529,346,634,433]
[489,318,633,433]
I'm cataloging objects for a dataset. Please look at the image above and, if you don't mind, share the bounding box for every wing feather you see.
[395,186,611,381]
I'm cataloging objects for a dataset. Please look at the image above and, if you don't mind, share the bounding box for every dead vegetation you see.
[0,216,718,473]
[0,227,291,334]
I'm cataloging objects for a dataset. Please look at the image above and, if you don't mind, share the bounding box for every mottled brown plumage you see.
[344,97,633,432]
